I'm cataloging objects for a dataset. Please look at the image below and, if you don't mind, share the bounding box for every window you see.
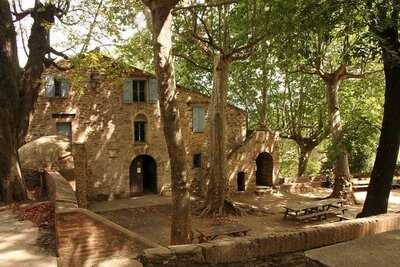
[123,79,147,103]
[56,122,72,141]
[133,80,146,102]
[192,106,205,133]
[134,115,147,142]
[193,153,203,168]
[45,75,69,97]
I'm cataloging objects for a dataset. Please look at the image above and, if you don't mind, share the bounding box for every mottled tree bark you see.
[297,146,312,178]
[0,0,27,202]
[203,53,230,216]
[259,85,268,129]
[142,0,192,245]
[358,24,400,217]
[323,71,352,198]
[0,1,66,202]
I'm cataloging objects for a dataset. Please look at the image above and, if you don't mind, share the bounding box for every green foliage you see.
[51,0,389,179]
[278,139,298,179]
[340,71,384,173]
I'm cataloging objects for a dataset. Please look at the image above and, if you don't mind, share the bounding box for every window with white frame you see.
[123,78,158,104]
[134,114,147,142]
[45,75,69,98]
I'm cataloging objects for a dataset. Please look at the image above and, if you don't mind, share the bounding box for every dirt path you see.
[98,188,400,246]
[0,208,57,267]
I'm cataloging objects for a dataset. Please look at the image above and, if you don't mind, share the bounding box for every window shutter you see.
[192,108,199,132]
[60,79,69,97]
[198,107,205,131]
[193,106,205,132]
[147,79,158,103]
[123,79,133,103]
[45,75,55,97]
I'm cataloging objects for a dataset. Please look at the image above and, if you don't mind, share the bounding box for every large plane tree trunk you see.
[297,145,312,178]
[324,74,352,199]
[143,0,192,245]
[0,0,27,202]
[0,1,62,202]
[203,53,230,216]
[259,85,268,129]
[358,25,400,217]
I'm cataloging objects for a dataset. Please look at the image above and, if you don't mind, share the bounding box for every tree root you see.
[197,198,273,218]
[327,176,357,204]
[198,198,246,217]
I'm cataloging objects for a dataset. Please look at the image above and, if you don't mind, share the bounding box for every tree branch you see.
[12,8,34,22]
[48,47,69,59]
[43,58,70,71]
[173,0,239,13]
[174,52,211,72]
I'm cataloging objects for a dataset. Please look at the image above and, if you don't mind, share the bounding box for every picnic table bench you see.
[283,198,347,222]
[194,224,251,243]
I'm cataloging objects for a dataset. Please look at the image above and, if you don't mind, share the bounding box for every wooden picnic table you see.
[194,224,251,243]
[283,198,346,222]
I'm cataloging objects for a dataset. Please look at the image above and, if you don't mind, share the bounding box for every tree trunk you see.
[144,0,192,245]
[0,0,27,202]
[203,53,230,216]
[358,35,400,217]
[259,85,268,129]
[17,4,53,146]
[297,146,311,178]
[324,77,352,198]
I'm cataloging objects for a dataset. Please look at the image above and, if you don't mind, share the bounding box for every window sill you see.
[133,141,148,146]
[46,96,68,99]
[123,101,157,105]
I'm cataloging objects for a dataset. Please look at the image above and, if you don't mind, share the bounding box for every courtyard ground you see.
[94,188,400,246]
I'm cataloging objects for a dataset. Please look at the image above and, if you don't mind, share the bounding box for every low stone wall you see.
[45,171,160,267]
[141,213,400,267]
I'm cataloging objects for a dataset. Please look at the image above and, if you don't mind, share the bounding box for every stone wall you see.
[28,64,269,200]
[140,213,400,267]
[227,130,280,192]
[45,171,160,267]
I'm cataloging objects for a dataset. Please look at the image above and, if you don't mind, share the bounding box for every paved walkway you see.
[306,230,400,267]
[0,209,57,267]
[88,195,171,213]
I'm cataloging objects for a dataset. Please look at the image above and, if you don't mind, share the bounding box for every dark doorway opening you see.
[129,155,157,195]
[237,172,246,191]
[256,152,273,186]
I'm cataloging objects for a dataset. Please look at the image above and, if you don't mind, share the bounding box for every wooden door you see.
[130,157,144,194]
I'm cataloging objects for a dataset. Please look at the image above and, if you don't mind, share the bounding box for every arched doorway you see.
[256,152,273,186]
[129,155,157,195]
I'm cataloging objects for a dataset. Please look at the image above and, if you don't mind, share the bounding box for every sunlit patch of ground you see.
[98,187,400,246]
[354,189,400,212]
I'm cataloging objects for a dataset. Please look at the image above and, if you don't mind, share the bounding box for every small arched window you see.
[134,114,147,142]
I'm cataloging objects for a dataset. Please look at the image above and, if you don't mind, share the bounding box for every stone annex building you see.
[28,60,280,201]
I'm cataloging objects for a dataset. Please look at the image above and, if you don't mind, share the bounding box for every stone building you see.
[28,60,280,200]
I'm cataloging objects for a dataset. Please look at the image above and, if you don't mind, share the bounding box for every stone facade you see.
[29,62,279,200]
